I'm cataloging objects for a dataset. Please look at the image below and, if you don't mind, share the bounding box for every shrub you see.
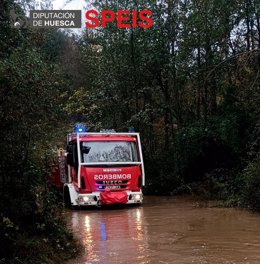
[242,155,260,211]
[174,121,237,184]
[144,151,182,195]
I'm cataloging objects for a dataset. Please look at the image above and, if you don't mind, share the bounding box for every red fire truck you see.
[52,128,145,207]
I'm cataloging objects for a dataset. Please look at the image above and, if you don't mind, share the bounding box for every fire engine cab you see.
[52,125,145,207]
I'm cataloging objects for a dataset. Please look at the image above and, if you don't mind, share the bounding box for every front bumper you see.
[76,191,143,206]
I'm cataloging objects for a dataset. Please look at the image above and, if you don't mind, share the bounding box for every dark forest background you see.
[0,0,260,263]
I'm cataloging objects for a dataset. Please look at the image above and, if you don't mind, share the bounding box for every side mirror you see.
[67,145,72,152]
[82,146,91,154]
[67,153,74,166]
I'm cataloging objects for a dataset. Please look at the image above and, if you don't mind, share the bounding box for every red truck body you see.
[52,132,145,207]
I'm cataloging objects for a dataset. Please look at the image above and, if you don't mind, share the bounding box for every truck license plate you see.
[107,186,120,189]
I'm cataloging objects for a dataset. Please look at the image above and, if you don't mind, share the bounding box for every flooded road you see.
[66,196,260,264]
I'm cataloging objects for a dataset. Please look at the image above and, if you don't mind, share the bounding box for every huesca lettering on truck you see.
[50,124,145,207]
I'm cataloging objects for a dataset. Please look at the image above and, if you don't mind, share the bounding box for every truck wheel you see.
[64,187,72,208]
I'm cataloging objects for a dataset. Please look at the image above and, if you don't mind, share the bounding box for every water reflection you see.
[70,206,148,264]
[100,221,107,241]
[84,216,90,232]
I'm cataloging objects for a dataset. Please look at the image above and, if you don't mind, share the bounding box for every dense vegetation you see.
[71,0,259,206]
[0,0,259,262]
[0,0,79,263]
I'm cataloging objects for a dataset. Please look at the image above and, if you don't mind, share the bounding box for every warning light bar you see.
[74,123,86,133]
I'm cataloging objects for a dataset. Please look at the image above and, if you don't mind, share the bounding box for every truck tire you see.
[64,187,72,208]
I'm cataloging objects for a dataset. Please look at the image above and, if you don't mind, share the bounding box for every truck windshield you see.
[81,141,138,163]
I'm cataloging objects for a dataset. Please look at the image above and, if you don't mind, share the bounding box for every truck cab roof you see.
[68,133,137,143]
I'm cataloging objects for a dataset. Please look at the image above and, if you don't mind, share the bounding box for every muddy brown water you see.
[65,196,260,264]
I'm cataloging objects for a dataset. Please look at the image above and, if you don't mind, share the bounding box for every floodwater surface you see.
[66,196,260,264]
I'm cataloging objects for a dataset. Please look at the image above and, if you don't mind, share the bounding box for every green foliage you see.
[0,160,78,263]
[144,152,181,195]
[242,156,260,211]
[0,2,259,263]
[0,216,18,260]
[0,1,76,262]
[72,0,260,209]
[175,124,210,182]
[175,117,238,182]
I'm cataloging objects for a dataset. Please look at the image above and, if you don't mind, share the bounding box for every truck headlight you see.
[135,194,141,200]
[78,196,95,203]
[133,194,142,201]
[83,197,89,202]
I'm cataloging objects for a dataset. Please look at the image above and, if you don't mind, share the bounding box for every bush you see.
[174,120,237,184]
[0,162,79,263]
[144,152,182,195]
[144,116,240,195]
[242,156,260,211]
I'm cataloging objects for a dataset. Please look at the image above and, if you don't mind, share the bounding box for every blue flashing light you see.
[74,123,86,133]
[129,127,135,133]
